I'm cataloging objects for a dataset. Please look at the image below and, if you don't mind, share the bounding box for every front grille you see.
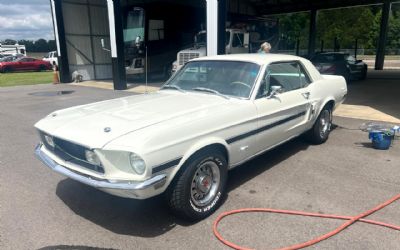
[39,131,104,174]
[178,52,200,65]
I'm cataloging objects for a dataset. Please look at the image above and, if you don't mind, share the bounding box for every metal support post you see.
[308,9,317,58]
[51,0,70,83]
[217,0,226,55]
[206,0,218,56]
[107,0,127,90]
[375,0,391,70]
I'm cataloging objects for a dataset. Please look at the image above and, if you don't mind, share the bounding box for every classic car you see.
[35,54,347,220]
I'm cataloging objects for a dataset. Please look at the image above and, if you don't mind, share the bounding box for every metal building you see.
[50,0,396,90]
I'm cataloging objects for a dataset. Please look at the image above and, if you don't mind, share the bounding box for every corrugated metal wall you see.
[62,0,112,80]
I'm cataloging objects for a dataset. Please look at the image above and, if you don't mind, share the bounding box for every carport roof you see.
[248,0,396,14]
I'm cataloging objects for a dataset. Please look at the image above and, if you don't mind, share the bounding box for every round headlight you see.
[129,152,146,175]
[85,150,101,166]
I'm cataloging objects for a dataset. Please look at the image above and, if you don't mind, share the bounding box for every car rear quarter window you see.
[267,62,309,91]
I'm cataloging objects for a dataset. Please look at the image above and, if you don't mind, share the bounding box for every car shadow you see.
[354,142,374,148]
[56,137,310,237]
[56,179,193,237]
[38,245,116,250]
[226,137,310,192]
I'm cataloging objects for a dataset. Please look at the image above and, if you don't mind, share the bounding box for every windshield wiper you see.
[192,87,229,99]
[161,85,185,93]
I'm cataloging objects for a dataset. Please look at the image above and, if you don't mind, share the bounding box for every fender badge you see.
[104,127,111,133]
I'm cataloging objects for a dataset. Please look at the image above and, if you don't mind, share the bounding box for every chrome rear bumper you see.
[34,143,166,199]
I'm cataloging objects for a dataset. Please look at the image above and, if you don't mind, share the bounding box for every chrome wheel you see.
[319,109,331,138]
[190,160,220,207]
[167,150,227,221]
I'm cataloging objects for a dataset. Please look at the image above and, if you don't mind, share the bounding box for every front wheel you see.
[359,67,367,80]
[2,66,12,73]
[166,150,227,221]
[38,65,47,71]
[306,106,332,144]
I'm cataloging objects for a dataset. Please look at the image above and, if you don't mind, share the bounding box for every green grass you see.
[0,71,54,87]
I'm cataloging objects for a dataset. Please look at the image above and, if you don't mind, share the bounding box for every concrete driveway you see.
[0,84,399,250]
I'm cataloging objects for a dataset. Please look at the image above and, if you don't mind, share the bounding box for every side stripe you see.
[227,111,306,144]
[152,157,182,174]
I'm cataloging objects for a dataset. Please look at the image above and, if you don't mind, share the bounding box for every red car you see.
[0,57,52,73]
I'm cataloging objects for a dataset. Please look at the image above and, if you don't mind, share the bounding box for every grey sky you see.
[0,0,54,41]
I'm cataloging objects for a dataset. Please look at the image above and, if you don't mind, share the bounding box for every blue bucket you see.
[369,131,393,150]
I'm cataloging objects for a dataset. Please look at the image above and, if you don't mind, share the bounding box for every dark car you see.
[310,52,368,81]
[0,57,52,73]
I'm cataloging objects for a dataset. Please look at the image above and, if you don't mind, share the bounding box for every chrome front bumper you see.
[34,143,167,199]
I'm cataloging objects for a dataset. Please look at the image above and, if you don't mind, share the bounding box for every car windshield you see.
[164,60,260,98]
[0,56,14,62]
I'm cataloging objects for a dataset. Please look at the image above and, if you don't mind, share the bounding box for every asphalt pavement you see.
[0,84,399,250]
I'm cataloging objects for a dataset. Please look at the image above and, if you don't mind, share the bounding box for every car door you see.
[28,58,39,70]
[15,58,30,71]
[253,61,313,153]
[229,32,247,54]
[12,58,23,71]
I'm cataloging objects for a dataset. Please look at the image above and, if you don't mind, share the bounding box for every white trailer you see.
[0,43,27,56]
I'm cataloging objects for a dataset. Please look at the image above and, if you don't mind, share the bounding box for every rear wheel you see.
[166,150,227,221]
[359,67,367,80]
[306,106,332,144]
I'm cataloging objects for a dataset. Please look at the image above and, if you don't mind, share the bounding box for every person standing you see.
[259,42,271,53]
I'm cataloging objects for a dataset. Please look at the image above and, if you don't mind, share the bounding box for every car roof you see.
[190,53,306,66]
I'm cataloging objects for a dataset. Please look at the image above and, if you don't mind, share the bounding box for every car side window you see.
[298,63,312,87]
[257,61,311,98]
[268,62,302,92]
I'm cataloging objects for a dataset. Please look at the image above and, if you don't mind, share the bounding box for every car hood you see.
[35,91,230,148]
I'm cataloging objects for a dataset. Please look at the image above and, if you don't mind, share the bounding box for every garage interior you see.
[51,0,399,90]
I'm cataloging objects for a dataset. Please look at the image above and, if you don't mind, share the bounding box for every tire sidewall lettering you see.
[190,191,222,213]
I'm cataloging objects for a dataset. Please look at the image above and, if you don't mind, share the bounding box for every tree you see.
[277,12,310,50]
[3,39,17,45]
[34,39,49,52]
[48,40,56,51]
[316,7,376,51]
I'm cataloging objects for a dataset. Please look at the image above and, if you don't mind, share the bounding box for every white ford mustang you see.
[35,54,347,220]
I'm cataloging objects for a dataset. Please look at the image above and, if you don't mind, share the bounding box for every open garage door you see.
[62,0,112,81]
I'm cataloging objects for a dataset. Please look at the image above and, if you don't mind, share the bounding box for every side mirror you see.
[268,85,283,98]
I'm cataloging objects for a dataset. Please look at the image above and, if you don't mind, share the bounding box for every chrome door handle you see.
[302,92,310,99]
